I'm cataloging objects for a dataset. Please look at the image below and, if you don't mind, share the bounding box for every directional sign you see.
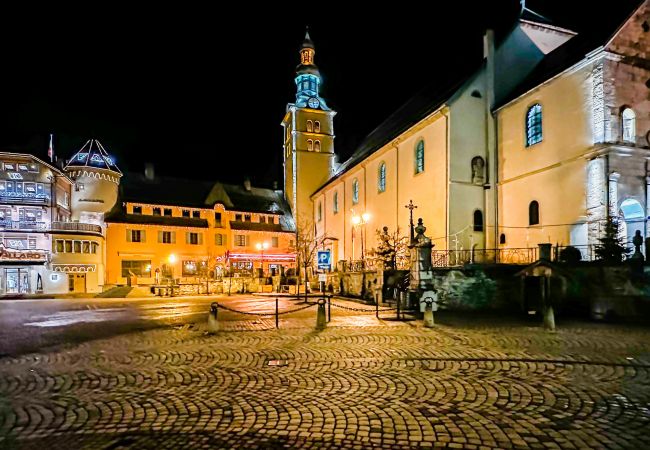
[317,250,331,270]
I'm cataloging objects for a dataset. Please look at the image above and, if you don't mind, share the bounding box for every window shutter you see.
[171,232,176,244]
[126,229,132,242]
[223,234,227,246]
[186,232,191,244]
[198,233,203,245]
[158,231,163,243]
[245,235,250,247]
[141,230,146,242]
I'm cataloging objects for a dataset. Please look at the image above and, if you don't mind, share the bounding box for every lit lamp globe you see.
[351,215,361,226]
[362,212,371,223]
[168,254,177,264]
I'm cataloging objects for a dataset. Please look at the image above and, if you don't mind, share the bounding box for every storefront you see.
[0,247,48,295]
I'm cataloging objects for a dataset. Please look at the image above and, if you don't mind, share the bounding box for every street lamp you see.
[351,212,371,261]
[255,242,269,276]
[168,254,176,282]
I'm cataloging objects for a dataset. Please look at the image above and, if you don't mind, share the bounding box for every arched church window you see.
[333,191,339,214]
[314,121,321,133]
[526,104,543,147]
[318,201,322,222]
[352,179,359,204]
[529,200,540,225]
[471,156,485,185]
[473,210,484,232]
[378,162,386,193]
[415,140,425,174]
[314,140,321,152]
[500,233,506,244]
[306,120,313,132]
[622,108,636,143]
[307,139,313,151]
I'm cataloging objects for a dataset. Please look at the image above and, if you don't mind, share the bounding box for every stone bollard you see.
[207,302,220,334]
[423,299,435,328]
[316,298,327,330]
[543,305,555,332]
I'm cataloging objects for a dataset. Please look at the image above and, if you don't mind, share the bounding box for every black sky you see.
[0,1,642,187]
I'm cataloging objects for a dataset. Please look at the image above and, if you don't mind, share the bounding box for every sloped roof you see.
[315,72,475,194]
[495,3,642,110]
[65,139,122,174]
[110,173,295,232]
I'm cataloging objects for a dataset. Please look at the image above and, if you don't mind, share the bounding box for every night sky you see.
[0,1,641,187]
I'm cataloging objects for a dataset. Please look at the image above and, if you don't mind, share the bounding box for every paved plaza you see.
[1,307,650,449]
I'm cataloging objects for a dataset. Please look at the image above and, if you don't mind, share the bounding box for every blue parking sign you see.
[317,250,331,270]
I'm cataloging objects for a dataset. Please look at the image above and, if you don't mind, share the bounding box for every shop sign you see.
[0,246,47,262]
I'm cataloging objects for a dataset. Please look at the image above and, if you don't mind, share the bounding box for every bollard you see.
[422,297,435,328]
[207,302,220,334]
[316,298,327,330]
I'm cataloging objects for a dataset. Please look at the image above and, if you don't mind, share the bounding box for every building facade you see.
[0,153,73,294]
[496,2,650,259]
[297,12,579,265]
[105,175,296,286]
[283,4,650,268]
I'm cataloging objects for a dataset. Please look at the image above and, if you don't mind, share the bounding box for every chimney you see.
[243,177,251,191]
[145,163,155,180]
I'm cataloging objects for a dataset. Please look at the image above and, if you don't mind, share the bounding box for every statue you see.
[471,156,485,185]
[631,230,644,261]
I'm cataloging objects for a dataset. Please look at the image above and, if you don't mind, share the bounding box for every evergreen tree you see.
[595,216,630,263]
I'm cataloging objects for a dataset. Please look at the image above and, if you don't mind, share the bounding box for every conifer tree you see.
[595,216,630,263]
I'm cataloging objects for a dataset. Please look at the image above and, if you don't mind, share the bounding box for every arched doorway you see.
[620,199,645,252]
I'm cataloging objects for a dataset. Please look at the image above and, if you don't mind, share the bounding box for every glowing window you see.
[415,140,425,174]
[378,162,386,193]
[526,104,543,146]
[352,179,359,204]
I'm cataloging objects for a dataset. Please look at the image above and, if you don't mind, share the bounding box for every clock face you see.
[308,97,320,109]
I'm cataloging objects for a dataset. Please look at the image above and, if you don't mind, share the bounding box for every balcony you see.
[0,220,47,231]
[0,192,50,205]
[50,222,103,234]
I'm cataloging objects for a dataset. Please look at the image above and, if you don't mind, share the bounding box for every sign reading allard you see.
[0,246,47,262]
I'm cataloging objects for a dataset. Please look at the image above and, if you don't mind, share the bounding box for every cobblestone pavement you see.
[1,311,650,449]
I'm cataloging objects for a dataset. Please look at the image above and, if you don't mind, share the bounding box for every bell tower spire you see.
[282,28,337,221]
[295,27,329,110]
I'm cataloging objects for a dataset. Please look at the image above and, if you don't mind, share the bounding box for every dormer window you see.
[314,121,321,133]
[314,140,321,152]
[307,139,313,151]
[307,120,313,132]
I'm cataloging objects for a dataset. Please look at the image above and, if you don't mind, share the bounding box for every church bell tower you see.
[282,29,336,224]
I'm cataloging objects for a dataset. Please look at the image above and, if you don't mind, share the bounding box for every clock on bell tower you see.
[282,28,337,223]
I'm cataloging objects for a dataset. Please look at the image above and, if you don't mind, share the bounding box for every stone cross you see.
[405,200,418,243]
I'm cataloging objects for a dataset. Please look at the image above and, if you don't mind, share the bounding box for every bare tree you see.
[294,215,332,299]
[368,226,410,270]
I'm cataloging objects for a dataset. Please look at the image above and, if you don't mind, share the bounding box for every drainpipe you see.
[484,29,498,254]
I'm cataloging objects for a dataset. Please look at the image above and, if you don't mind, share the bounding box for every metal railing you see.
[431,248,539,266]
[50,221,103,234]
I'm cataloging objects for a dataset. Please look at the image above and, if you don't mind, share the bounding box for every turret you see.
[64,139,122,224]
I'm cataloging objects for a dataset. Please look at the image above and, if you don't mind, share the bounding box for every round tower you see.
[64,139,122,224]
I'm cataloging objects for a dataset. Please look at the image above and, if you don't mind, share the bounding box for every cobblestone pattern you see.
[1,320,650,449]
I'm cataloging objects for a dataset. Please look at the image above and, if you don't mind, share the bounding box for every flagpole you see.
[48,134,54,163]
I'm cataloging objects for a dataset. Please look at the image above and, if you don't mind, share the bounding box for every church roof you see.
[495,3,641,111]
[315,71,476,193]
[107,173,295,232]
[64,139,122,174]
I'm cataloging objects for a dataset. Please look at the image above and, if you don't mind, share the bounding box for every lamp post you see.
[351,212,371,263]
[255,242,269,277]
[168,253,177,281]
